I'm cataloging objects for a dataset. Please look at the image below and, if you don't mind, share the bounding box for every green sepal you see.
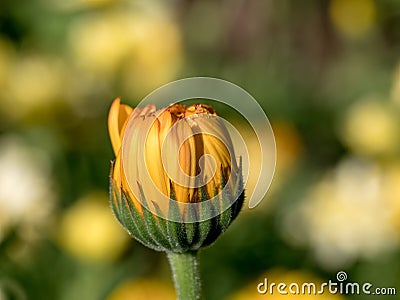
[152,201,173,249]
[108,173,162,250]
[110,183,123,225]
[195,186,213,248]
[231,156,245,221]
[137,182,172,249]
[108,161,245,253]
[183,204,199,245]
[109,161,123,225]
[219,167,232,232]
[201,198,222,247]
[120,191,162,251]
[167,182,187,252]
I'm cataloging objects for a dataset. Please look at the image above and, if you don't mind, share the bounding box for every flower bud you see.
[108,98,244,252]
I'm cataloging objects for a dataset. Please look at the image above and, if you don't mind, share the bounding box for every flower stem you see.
[167,251,201,300]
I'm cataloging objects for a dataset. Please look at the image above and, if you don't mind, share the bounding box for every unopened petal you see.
[145,116,169,198]
[196,116,237,197]
[108,98,134,155]
[164,119,200,202]
[112,150,122,189]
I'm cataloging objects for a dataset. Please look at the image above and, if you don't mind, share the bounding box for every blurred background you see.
[1,0,400,299]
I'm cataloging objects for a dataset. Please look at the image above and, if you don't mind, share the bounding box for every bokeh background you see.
[1,0,400,299]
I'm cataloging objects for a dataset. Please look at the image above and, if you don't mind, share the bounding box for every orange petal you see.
[108,98,134,156]
[195,116,237,197]
[121,165,143,215]
[113,150,122,189]
[145,116,170,198]
[113,147,143,215]
[162,118,199,202]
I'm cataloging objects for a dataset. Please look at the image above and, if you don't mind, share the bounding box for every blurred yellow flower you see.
[69,10,182,96]
[383,163,400,235]
[107,278,175,300]
[390,63,400,107]
[2,55,66,120]
[69,12,135,76]
[329,0,376,38]
[229,268,345,300]
[273,121,303,173]
[235,124,261,208]
[251,121,302,210]
[340,99,399,157]
[57,191,129,262]
[0,37,14,90]
[120,15,182,97]
[50,0,118,11]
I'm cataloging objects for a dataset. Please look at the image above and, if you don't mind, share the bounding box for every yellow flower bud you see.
[108,98,244,252]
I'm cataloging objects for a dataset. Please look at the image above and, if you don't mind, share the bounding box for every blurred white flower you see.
[282,157,399,270]
[0,136,55,244]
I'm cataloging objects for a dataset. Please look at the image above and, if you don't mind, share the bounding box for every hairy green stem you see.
[167,251,201,300]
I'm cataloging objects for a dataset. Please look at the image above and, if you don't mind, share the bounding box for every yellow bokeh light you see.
[51,0,118,11]
[255,121,303,206]
[0,37,15,90]
[2,55,66,120]
[121,15,182,97]
[390,63,400,107]
[69,12,135,76]
[329,0,376,38]
[68,10,182,97]
[273,121,303,174]
[107,278,175,300]
[340,99,399,157]
[57,191,129,262]
[383,163,400,235]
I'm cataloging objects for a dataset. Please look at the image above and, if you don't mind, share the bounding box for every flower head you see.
[108,98,244,252]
